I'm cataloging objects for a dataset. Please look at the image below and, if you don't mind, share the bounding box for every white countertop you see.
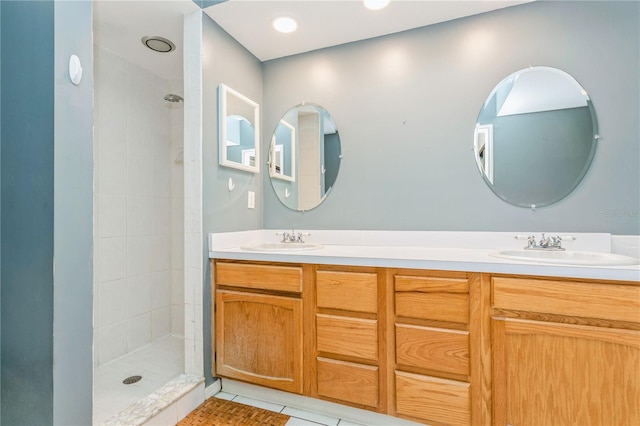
[208,230,640,282]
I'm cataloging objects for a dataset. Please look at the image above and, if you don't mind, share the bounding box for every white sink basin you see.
[490,249,639,266]
[241,242,323,252]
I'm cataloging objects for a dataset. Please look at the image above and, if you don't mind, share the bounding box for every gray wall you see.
[202,16,263,234]
[1,1,55,423]
[202,14,263,385]
[261,1,640,234]
[0,1,94,424]
[53,1,94,424]
[201,0,638,387]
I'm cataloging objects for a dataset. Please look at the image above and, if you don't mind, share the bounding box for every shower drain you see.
[122,375,142,385]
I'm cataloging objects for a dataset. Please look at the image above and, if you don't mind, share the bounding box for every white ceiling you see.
[93,0,533,81]
[93,0,200,81]
[204,0,534,62]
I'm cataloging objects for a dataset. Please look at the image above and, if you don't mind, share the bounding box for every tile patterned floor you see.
[94,336,185,424]
[213,391,365,426]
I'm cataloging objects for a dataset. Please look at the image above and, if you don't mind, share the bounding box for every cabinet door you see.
[493,317,640,426]
[215,290,303,393]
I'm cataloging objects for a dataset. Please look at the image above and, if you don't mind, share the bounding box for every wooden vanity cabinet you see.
[491,276,640,426]
[392,269,482,426]
[313,266,387,412]
[212,258,639,426]
[213,261,305,394]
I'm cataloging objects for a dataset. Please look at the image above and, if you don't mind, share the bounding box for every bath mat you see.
[177,396,290,426]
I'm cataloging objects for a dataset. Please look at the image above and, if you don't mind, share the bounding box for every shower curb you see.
[100,374,204,426]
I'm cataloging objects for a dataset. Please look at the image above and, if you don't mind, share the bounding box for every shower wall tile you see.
[194,304,203,345]
[127,64,153,122]
[153,143,172,199]
[151,271,171,311]
[127,196,153,236]
[152,234,172,272]
[184,233,199,270]
[98,237,127,283]
[97,136,127,196]
[99,278,127,327]
[171,203,184,236]
[184,310,194,344]
[127,151,154,197]
[127,235,153,277]
[127,274,152,318]
[171,269,185,306]
[171,304,185,337]
[98,194,127,238]
[99,322,127,365]
[153,197,171,234]
[183,10,203,377]
[171,167,185,200]
[184,267,198,308]
[127,313,151,352]
[95,44,184,366]
[184,338,195,374]
[171,235,185,270]
[152,307,172,341]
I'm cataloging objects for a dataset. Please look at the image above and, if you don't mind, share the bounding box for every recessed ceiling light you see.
[272,16,298,33]
[364,0,390,11]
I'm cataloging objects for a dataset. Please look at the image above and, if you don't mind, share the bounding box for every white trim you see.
[218,83,260,173]
[205,379,222,399]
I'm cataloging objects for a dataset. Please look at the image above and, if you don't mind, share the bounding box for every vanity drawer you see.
[215,261,302,293]
[395,274,469,323]
[396,324,469,376]
[395,274,469,294]
[316,270,377,313]
[395,371,470,426]
[492,277,640,324]
[317,357,379,408]
[316,314,378,361]
[395,292,469,324]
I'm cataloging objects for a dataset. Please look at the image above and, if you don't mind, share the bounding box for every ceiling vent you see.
[141,36,176,53]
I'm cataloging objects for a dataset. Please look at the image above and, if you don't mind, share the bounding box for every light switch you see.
[248,191,255,209]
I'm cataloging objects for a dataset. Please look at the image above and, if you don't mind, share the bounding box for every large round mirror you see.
[474,66,598,208]
[269,104,341,211]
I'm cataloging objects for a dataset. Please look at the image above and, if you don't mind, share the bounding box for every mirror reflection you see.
[270,120,296,182]
[218,84,260,172]
[269,104,341,211]
[474,66,598,208]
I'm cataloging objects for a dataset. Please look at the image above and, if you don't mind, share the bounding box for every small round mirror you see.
[474,66,598,208]
[269,104,341,211]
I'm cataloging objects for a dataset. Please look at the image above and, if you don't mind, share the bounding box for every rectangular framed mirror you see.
[218,83,260,173]
[269,119,295,182]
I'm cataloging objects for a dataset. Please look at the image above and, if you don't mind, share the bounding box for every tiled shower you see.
[93,44,185,421]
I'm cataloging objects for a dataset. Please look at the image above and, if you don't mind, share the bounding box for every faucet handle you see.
[275,231,292,242]
[515,234,537,248]
[295,232,311,243]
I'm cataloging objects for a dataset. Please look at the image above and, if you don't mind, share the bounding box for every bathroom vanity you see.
[209,232,640,425]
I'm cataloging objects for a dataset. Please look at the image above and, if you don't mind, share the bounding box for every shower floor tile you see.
[94,335,184,424]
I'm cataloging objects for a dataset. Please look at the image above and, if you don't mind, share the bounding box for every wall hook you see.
[228,177,235,191]
[284,188,291,198]
[530,204,536,211]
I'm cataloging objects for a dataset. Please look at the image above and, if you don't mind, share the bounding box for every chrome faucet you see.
[277,230,310,243]
[517,233,575,251]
